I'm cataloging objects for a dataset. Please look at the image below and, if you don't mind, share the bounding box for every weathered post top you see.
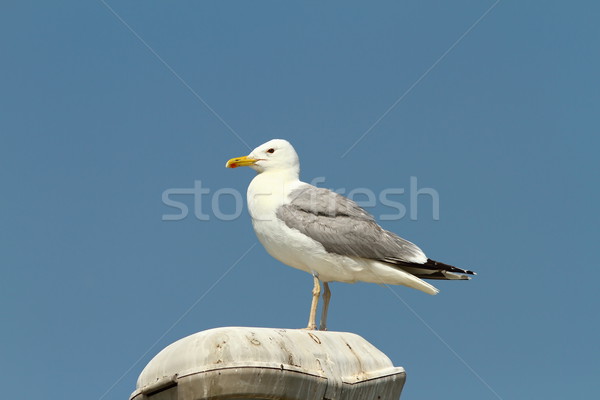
[130,327,405,400]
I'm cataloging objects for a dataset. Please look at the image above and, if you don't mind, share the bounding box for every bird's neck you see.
[247,169,302,221]
[259,166,299,181]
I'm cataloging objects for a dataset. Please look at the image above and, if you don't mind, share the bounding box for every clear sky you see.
[2,1,599,399]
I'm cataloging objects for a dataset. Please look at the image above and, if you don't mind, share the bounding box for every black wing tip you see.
[460,268,477,276]
[426,258,477,276]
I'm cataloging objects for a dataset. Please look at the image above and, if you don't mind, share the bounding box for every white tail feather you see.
[368,261,439,295]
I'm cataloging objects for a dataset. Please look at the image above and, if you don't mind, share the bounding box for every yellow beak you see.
[226,155,259,168]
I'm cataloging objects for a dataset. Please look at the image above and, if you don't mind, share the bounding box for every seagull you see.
[226,139,475,330]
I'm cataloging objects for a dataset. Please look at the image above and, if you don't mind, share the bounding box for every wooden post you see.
[130,327,406,400]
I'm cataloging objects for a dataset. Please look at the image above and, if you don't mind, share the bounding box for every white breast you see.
[247,172,313,271]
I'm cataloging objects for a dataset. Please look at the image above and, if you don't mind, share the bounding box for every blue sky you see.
[1,1,599,399]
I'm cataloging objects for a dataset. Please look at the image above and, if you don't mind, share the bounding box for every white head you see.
[226,139,300,176]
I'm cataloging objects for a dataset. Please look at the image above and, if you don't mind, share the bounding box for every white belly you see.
[251,217,374,283]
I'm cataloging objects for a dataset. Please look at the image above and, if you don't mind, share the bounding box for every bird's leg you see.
[319,282,331,331]
[306,275,320,330]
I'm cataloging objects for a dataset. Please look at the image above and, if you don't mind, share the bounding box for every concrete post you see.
[130,327,405,400]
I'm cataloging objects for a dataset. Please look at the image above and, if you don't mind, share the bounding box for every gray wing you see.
[276,185,427,264]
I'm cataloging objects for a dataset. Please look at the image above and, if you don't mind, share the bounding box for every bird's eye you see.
[266,148,275,154]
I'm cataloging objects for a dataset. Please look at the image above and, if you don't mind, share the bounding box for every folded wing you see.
[277,185,475,280]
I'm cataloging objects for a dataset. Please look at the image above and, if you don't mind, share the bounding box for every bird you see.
[226,139,475,330]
